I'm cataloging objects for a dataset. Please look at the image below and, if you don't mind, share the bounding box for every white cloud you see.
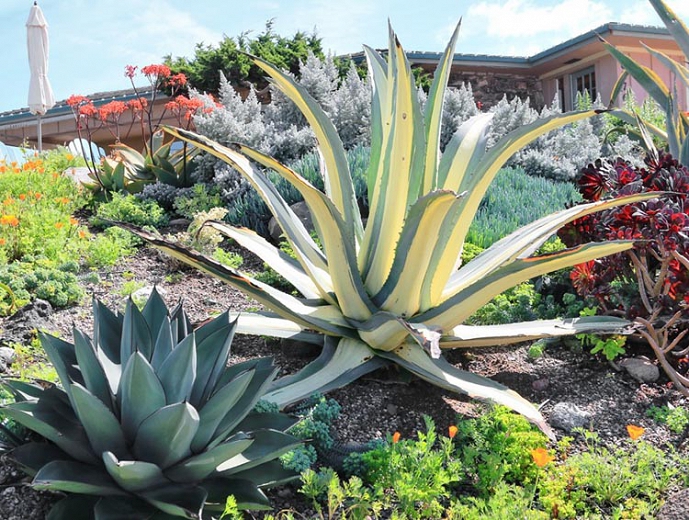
[466,0,612,39]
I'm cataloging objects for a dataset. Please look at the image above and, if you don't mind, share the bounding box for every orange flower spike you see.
[626,425,645,441]
[392,432,401,444]
[530,447,554,468]
[448,425,458,439]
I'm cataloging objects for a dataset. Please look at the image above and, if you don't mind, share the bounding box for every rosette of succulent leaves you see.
[1,289,301,519]
[123,21,658,439]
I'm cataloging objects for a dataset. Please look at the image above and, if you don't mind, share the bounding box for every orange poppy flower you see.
[626,425,645,440]
[392,432,401,444]
[78,230,87,239]
[0,238,5,246]
[54,222,64,229]
[19,194,26,201]
[448,425,458,439]
[69,217,79,226]
[530,447,554,468]
[0,215,19,227]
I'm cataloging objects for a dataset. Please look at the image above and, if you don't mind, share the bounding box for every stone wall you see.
[447,71,544,110]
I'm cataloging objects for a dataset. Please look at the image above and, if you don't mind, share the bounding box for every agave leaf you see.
[229,460,298,488]
[643,44,689,92]
[139,484,207,520]
[160,128,334,300]
[205,222,321,299]
[210,360,278,447]
[603,40,671,113]
[251,55,364,245]
[352,310,412,352]
[70,383,129,459]
[102,451,167,492]
[424,241,635,330]
[423,20,462,193]
[112,144,146,169]
[607,109,668,141]
[375,190,466,317]
[440,316,631,348]
[39,332,83,400]
[121,298,153,362]
[191,369,254,452]
[157,333,196,404]
[360,27,426,295]
[167,433,254,482]
[203,477,271,511]
[215,429,301,475]
[437,113,494,190]
[151,315,174,371]
[2,400,98,464]
[363,44,388,198]
[133,402,199,469]
[441,191,663,301]
[150,166,180,187]
[608,70,629,108]
[120,223,354,337]
[232,312,324,344]
[648,0,689,57]
[93,299,124,392]
[261,338,379,408]
[73,328,113,412]
[190,312,236,405]
[119,352,166,441]
[47,495,99,520]
[10,441,72,476]
[378,343,555,440]
[33,460,126,496]
[235,144,375,320]
[142,287,170,341]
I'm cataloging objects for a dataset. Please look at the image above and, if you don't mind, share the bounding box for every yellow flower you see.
[392,431,401,444]
[448,425,458,439]
[530,447,554,468]
[0,215,19,227]
[626,425,645,441]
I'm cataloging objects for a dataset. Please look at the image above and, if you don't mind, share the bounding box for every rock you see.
[168,218,191,227]
[0,346,16,373]
[130,286,166,305]
[531,378,550,391]
[0,299,53,347]
[549,402,592,432]
[618,357,660,383]
[657,488,689,520]
[269,201,313,242]
[386,403,398,415]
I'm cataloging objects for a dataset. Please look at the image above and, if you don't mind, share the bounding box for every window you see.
[556,77,565,110]
[570,66,596,107]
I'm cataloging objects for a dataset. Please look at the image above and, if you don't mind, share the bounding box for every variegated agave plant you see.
[606,0,689,164]
[125,23,658,437]
[0,290,300,519]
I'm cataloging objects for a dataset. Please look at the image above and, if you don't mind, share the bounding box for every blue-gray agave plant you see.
[0,289,300,519]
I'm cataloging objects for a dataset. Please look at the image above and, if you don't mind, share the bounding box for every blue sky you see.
[2,0,688,114]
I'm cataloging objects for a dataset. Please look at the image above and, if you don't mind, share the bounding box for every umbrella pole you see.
[37,115,42,152]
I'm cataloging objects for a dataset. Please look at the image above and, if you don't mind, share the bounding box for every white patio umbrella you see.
[26,1,55,152]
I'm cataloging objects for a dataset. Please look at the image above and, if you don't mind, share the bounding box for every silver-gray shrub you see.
[440,83,479,150]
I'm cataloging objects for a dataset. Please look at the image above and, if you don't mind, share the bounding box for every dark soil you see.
[1,244,688,519]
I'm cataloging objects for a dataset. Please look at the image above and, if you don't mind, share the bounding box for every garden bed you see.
[1,245,688,519]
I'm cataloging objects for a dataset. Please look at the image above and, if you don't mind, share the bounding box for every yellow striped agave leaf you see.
[130,20,655,437]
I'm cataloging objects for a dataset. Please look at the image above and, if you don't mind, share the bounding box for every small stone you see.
[531,378,549,391]
[549,402,592,432]
[657,488,689,520]
[168,218,191,227]
[618,357,660,383]
[277,487,293,498]
[0,347,16,372]
[386,403,398,415]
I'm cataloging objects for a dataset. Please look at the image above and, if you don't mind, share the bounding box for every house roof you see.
[346,22,672,70]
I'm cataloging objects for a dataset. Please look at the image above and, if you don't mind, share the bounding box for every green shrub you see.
[646,404,689,434]
[0,257,84,314]
[172,183,224,219]
[466,167,581,248]
[226,146,369,237]
[83,227,139,268]
[91,191,169,228]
